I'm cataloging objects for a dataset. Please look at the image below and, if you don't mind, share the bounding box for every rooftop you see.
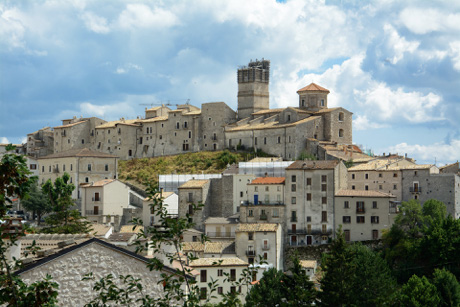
[236,223,278,232]
[286,160,339,170]
[119,225,144,234]
[81,179,115,187]
[189,257,248,267]
[249,177,285,185]
[336,190,396,198]
[297,83,330,93]
[300,260,317,268]
[179,179,209,189]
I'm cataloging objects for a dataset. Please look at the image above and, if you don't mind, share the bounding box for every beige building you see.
[347,158,418,201]
[37,148,118,202]
[335,190,398,241]
[235,223,283,271]
[204,216,239,241]
[80,179,130,225]
[189,257,249,304]
[142,191,178,227]
[285,160,348,246]
[26,127,54,158]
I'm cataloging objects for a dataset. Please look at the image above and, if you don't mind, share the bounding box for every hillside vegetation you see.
[118,150,265,189]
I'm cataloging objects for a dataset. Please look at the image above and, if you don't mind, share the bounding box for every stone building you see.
[334,190,398,241]
[26,127,54,158]
[37,148,118,203]
[28,60,353,161]
[401,166,460,218]
[142,191,178,227]
[284,160,348,246]
[177,179,211,231]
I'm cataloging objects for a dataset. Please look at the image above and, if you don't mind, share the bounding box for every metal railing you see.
[85,210,103,216]
[246,250,256,256]
[261,244,270,250]
[409,187,422,193]
[206,232,234,238]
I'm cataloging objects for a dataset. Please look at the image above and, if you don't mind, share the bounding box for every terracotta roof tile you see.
[236,223,278,232]
[286,160,339,170]
[249,177,285,185]
[189,257,248,267]
[204,242,235,254]
[297,83,330,93]
[335,190,396,198]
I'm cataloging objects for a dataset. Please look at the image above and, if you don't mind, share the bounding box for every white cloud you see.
[0,6,26,49]
[354,83,443,124]
[388,139,460,165]
[449,41,460,71]
[114,63,142,74]
[78,102,136,119]
[80,11,110,34]
[383,24,419,64]
[1,137,10,144]
[400,8,460,34]
[117,4,178,30]
[353,115,388,131]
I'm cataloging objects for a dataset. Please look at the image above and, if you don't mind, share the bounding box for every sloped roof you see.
[96,119,140,129]
[286,160,339,170]
[249,177,285,185]
[204,242,235,254]
[81,179,115,187]
[108,233,137,242]
[119,225,144,234]
[236,223,278,232]
[90,224,112,237]
[300,260,317,268]
[297,83,330,93]
[138,116,168,123]
[179,179,209,189]
[335,190,396,198]
[38,148,117,159]
[182,242,205,252]
[54,120,87,129]
[189,257,248,267]
[144,191,175,201]
[226,116,320,132]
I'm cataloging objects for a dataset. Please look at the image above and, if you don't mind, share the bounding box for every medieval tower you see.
[237,59,270,119]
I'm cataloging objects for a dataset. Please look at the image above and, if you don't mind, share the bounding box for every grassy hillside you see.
[118,150,255,190]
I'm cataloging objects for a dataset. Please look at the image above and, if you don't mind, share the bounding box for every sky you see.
[1,0,459,166]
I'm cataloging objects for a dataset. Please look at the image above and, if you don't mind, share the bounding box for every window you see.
[188,131,191,138]
[218,269,223,277]
[49,166,51,172]
[371,216,379,224]
[188,193,193,202]
[105,164,109,171]
[254,186,258,192]
[218,287,223,295]
[339,112,344,121]
[42,166,44,172]
[344,230,351,241]
[351,174,355,180]
[322,197,327,204]
[393,173,398,178]
[264,252,268,260]
[373,201,378,209]
[230,269,236,281]
[200,270,207,282]
[379,173,383,178]
[30,164,37,170]
[321,99,325,106]
[277,136,281,143]
[184,121,188,128]
[322,224,327,233]
[272,208,279,217]
[339,129,344,137]
[379,185,383,190]
[277,186,281,192]
[248,257,254,264]
[291,184,296,192]
[240,191,243,197]
[248,232,254,240]
[291,197,296,205]
[352,185,355,190]
[248,209,253,217]
[365,173,369,179]
[365,185,369,191]
[357,216,365,223]
[200,288,207,300]
[264,137,267,145]
[306,216,311,222]
[321,184,327,192]
[63,164,65,171]
[176,122,180,129]
[94,192,100,202]
[291,211,297,222]
[265,186,269,192]
[322,211,327,222]
[307,193,312,201]
[291,175,296,183]
[356,201,365,213]
[188,204,194,215]
[128,149,132,156]
[81,139,85,144]
[393,184,397,190]
[343,216,351,223]
[88,164,92,171]
[70,164,73,171]
[85,177,89,183]
[321,175,327,182]
[306,178,312,186]
[344,201,349,208]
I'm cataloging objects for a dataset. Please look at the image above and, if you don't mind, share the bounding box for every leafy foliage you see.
[397,274,440,307]
[432,268,460,307]
[21,183,52,226]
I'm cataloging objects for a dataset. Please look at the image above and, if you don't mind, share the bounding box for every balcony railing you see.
[356,208,365,214]
[261,244,270,250]
[287,228,332,236]
[409,187,422,193]
[92,197,101,202]
[206,232,234,238]
[291,216,297,222]
[240,201,285,206]
[246,250,256,256]
[260,214,267,220]
[85,210,103,216]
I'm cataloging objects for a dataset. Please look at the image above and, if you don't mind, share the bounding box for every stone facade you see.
[177,180,211,231]
[284,160,348,246]
[335,190,398,241]
[142,191,178,227]
[26,127,54,158]
[54,117,106,154]
[17,239,179,307]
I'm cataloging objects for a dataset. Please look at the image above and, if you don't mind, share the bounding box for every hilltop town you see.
[2,59,460,305]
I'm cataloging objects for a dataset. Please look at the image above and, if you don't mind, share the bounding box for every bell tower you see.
[237,59,270,119]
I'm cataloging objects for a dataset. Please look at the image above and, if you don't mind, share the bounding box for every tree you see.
[0,145,59,306]
[41,172,91,234]
[432,268,460,307]
[244,267,285,306]
[317,228,355,306]
[394,200,424,239]
[21,183,52,226]
[397,274,440,307]
[422,199,447,228]
[282,253,316,305]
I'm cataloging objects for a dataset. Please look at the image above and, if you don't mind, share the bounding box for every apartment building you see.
[284,160,348,246]
[142,191,178,227]
[177,179,211,231]
[335,190,398,241]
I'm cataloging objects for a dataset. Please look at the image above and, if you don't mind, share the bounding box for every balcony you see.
[206,232,234,238]
[240,201,285,206]
[85,210,103,216]
[92,197,101,202]
[291,216,297,222]
[261,244,270,250]
[246,250,256,256]
[409,187,422,193]
[260,214,268,220]
[356,208,365,214]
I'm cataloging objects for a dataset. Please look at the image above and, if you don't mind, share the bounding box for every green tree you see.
[432,268,460,307]
[397,274,440,307]
[317,228,355,306]
[282,254,316,305]
[348,244,397,306]
[41,172,91,234]
[0,145,59,306]
[422,198,447,228]
[394,200,424,239]
[21,183,52,226]
[244,267,285,306]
